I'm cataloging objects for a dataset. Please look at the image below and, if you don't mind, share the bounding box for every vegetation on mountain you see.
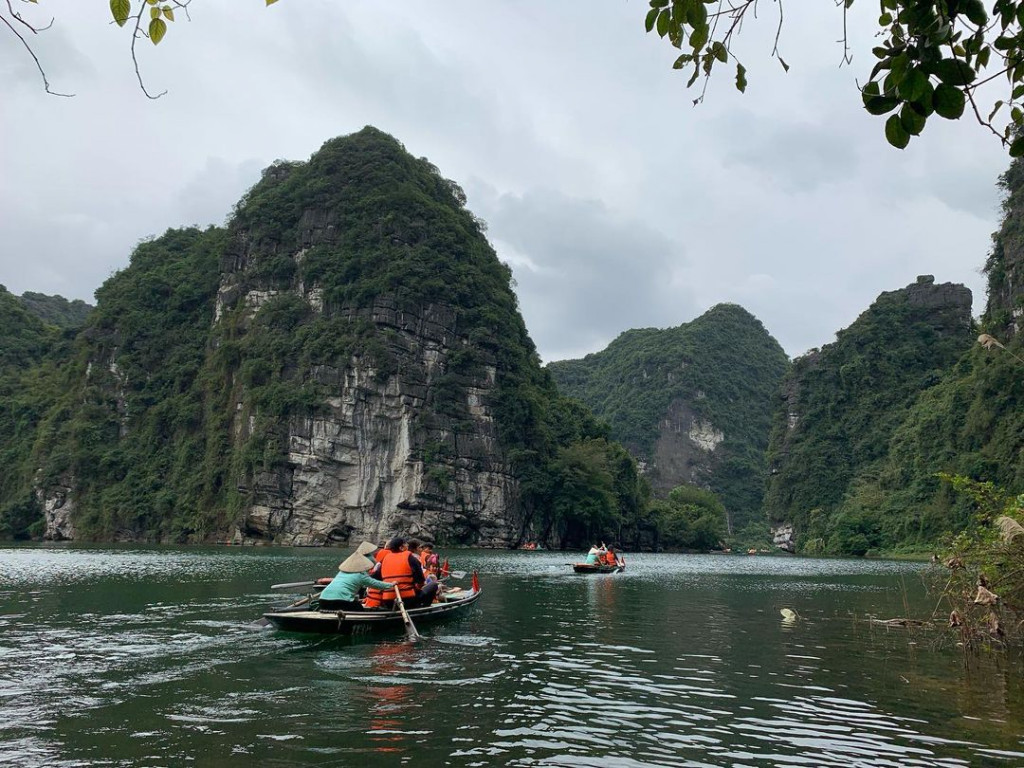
[548,304,789,534]
[764,278,975,555]
[0,286,69,538]
[768,150,1022,560]
[648,484,728,551]
[0,128,651,548]
[18,292,93,329]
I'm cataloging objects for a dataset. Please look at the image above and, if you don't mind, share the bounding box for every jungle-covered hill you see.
[763,276,976,554]
[764,147,1024,557]
[547,304,790,534]
[761,148,1023,556]
[0,127,646,547]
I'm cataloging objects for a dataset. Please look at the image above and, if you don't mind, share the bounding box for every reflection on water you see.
[0,545,1022,766]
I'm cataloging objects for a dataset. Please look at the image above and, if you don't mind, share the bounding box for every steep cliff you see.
[984,158,1024,339]
[4,128,641,548]
[0,286,68,538]
[763,276,974,554]
[547,304,789,533]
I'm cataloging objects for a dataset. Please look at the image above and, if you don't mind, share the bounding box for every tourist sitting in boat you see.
[420,542,440,577]
[365,536,439,610]
[585,545,606,565]
[318,545,396,612]
[602,547,618,566]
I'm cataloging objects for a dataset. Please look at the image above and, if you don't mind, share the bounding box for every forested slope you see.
[548,304,789,533]
[0,128,646,548]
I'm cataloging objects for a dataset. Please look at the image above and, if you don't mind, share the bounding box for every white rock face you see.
[772,522,795,553]
[232,296,520,547]
[688,419,724,452]
[41,480,76,541]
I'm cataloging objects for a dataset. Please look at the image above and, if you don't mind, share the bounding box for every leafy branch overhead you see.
[0,0,279,98]
[645,0,1024,155]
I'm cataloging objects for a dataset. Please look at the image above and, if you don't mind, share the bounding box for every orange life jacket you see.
[374,548,388,564]
[603,551,616,565]
[364,551,416,606]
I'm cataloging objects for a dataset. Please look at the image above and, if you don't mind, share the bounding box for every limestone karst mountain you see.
[548,303,790,534]
[0,127,644,546]
[764,276,975,554]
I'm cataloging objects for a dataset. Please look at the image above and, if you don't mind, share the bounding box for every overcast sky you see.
[0,1,1009,361]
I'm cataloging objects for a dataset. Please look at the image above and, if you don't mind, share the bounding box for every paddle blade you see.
[270,580,316,591]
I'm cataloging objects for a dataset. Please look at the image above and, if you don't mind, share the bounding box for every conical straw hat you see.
[338,552,374,573]
[355,541,379,556]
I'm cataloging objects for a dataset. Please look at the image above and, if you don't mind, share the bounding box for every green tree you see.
[646,0,1024,153]
[653,484,728,551]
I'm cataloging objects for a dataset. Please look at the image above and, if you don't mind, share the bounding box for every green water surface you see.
[1,545,1021,766]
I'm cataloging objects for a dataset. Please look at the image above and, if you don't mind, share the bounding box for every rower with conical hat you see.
[317,542,397,612]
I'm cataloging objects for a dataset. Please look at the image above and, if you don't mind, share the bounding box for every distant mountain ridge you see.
[18,292,93,329]
[547,303,790,533]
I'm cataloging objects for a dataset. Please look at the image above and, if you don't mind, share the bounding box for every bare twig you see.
[0,5,72,97]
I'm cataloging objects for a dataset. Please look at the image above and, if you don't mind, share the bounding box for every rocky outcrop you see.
[771,522,795,553]
[17,129,616,547]
[650,399,722,496]
[548,303,790,533]
[986,162,1024,339]
[227,297,519,547]
[40,477,76,541]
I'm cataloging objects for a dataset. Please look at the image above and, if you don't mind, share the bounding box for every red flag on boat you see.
[441,558,450,577]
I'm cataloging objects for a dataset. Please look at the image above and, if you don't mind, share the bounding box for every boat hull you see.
[263,589,482,634]
[572,563,624,574]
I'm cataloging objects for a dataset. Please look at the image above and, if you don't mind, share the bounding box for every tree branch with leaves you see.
[1,0,279,98]
[645,0,1024,155]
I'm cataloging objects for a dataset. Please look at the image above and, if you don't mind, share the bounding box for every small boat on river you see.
[572,562,624,574]
[263,573,482,635]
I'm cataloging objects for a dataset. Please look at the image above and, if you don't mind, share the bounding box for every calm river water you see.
[1,545,1022,767]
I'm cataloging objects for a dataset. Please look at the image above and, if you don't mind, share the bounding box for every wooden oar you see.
[271,580,317,591]
[391,589,422,642]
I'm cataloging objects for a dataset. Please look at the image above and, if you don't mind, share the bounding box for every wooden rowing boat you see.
[572,563,624,574]
[262,575,482,635]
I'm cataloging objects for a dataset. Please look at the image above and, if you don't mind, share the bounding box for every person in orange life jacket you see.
[319,542,396,612]
[603,547,619,566]
[419,542,439,577]
[365,536,439,610]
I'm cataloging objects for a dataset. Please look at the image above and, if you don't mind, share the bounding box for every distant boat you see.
[571,562,624,574]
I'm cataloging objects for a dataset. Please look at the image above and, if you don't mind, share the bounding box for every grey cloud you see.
[470,183,696,362]
[174,158,265,228]
[0,0,1012,361]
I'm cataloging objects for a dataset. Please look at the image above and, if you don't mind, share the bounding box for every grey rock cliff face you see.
[650,399,722,493]
[218,287,520,548]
